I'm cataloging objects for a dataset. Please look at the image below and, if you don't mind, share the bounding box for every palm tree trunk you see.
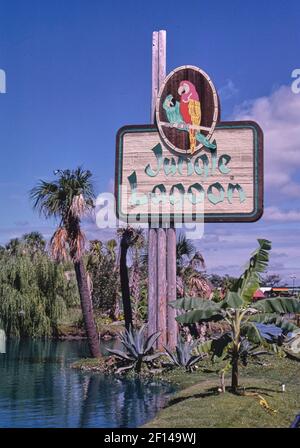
[120,239,132,330]
[74,259,100,358]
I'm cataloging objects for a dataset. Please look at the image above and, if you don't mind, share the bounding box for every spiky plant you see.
[164,336,204,371]
[30,167,100,358]
[107,324,161,373]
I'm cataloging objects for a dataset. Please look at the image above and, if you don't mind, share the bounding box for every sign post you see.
[115,32,263,350]
[148,30,177,349]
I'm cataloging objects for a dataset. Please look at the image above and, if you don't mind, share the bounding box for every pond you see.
[0,339,175,428]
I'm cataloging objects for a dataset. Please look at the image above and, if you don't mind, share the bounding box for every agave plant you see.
[171,239,300,393]
[283,329,300,360]
[107,325,162,373]
[164,336,204,371]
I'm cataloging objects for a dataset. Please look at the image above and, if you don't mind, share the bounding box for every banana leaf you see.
[247,313,299,333]
[176,300,223,324]
[169,297,216,310]
[252,297,300,314]
[221,291,243,309]
[211,332,232,358]
[241,322,264,344]
[231,239,271,306]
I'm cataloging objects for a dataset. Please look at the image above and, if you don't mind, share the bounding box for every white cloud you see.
[234,85,300,198]
[218,79,238,101]
[264,206,300,222]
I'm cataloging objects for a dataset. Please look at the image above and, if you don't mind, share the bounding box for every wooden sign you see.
[156,66,220,155]
[115,66,263,223]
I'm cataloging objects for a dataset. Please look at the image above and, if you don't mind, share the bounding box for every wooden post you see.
[148,30,177,349]
[157,228,167,349]
[167,226,177,348]
[148,228,157,336]
[148,31,159,338]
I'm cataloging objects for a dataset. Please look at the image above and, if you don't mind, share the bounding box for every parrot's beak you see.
[178,85,185,95]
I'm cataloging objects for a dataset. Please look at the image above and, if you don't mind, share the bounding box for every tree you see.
[117,227,144,330]
[0,242,77,337]
[22,231,46,256]
[262,273,283,287]
[176,234,210,299]
[30,168,100,357]
[86,239,119,318]
[5,238,23,256]
[172,239,300,393]
[129,230,145,326]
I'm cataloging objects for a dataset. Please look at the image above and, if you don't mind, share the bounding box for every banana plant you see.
[107,324,162,373]
[171,239,300,393]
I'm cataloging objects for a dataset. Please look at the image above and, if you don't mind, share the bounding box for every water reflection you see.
[0,329,5,354]
[0,339,174,428]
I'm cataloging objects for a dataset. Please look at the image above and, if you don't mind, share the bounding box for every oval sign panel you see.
[156,65,220,155]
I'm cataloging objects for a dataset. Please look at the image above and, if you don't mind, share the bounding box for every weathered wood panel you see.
[115,121,263,223]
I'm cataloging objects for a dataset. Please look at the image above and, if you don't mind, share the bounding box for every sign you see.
[156,66,219,155]
[115,66,263,224]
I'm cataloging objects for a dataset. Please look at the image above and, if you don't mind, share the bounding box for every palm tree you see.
[105,239,120,320]
[5,238,22,256]
[176,235,210,298]
[30,168,100,358]
[129,231,145,326]
[117,227,144,330]
[23,231,46,257]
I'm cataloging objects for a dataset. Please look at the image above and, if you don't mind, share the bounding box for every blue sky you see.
[0,0,300,282]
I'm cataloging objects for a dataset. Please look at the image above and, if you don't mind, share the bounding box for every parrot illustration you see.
[178,80,201,153]
[163,94,186,126]
[162,92,216,152]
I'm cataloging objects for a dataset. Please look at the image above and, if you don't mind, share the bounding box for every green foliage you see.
[131,283,148,325]
[30,167,94,220]
[107,325,162,373]
[231,239,272,306]
[173,239,300,392]
[0,237,79,337]
[164,337,203,370]
[174,298,223,323]
[170,297,211,311]
[252,297,300,314]
[87,240,119,312]
[176,234,195,268]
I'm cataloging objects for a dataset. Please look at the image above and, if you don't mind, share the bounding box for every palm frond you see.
[50,227,68,261]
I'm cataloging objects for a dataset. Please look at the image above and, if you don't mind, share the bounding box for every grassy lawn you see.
[143,356,300,428]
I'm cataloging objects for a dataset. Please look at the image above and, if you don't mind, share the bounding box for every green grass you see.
[71,357,108,372]
[56,307,125,339]
[143,356,300,428]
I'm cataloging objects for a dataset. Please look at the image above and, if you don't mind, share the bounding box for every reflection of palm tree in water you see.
[79,374,174,428]
[117,379,173,428]
[80,375,102,427]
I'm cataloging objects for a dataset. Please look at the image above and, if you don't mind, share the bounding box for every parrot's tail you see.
[189,129,196,154]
